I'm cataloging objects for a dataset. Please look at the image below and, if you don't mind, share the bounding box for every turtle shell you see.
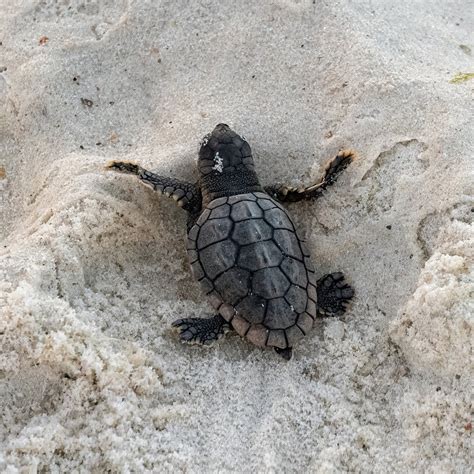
[187,192,317,349]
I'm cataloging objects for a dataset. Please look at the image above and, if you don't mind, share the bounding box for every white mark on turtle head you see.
[212,151,224,173]
[200,133,211,148]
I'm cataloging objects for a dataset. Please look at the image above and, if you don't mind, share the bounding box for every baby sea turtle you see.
[107,123,355,360]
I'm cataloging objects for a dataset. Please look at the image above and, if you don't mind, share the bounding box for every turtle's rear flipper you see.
[265,150,355,202]
[106,160,201,213]
[316,272,354,317]
[172,314,230,346]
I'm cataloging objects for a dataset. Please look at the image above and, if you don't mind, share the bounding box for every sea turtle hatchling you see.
[107,123,355,360]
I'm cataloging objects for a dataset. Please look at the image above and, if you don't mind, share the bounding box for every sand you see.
[0,0,473,472]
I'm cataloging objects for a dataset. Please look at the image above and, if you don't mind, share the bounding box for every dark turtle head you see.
[198,124,263,203]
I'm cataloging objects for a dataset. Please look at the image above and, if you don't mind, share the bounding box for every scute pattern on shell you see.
[187,192,317,349]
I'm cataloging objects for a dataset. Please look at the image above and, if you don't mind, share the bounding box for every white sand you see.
[1,0,473,471]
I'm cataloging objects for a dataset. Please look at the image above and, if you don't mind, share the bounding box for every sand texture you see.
[0,0,473,472]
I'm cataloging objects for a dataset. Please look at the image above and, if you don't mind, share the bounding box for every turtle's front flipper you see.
[265,150,355,203]
[172,314,230,346]
[106,161,201,213]
[316,272,354,317]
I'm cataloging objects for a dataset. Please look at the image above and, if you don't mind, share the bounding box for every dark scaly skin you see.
[107,124,355,360]
[105,161,202,229]
[171,315,230,345]
[264,150,356,202]
[316,272,355,316]
[197,123,264,205]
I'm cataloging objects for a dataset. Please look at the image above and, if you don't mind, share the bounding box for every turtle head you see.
[198,124,262,202]
[198,123,256,175]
